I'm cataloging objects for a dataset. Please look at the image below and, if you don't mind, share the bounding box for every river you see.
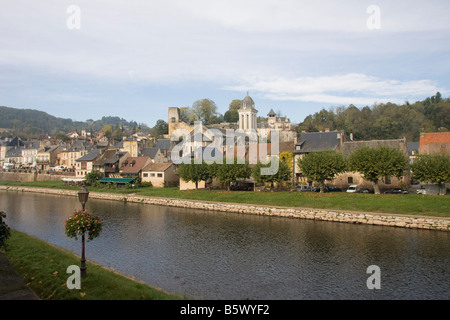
[1,190,449,300]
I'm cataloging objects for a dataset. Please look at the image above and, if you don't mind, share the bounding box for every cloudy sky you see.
[1,0,449,127]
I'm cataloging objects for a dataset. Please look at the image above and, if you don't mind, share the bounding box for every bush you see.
[0,211,11,250]
[85,170,101,186]
[140,181,152,188]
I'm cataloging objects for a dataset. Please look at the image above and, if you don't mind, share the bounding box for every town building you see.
[419,132,450,155]
[141,162,179,188]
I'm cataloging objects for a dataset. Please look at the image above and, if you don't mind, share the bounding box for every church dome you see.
[242,93,255,110]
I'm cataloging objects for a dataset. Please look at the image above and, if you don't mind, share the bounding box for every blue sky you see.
[1,0,449,127]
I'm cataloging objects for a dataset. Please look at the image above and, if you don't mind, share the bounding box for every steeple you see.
[238,93,258,131]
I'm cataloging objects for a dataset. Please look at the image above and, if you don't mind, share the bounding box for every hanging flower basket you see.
[64,210,103,241]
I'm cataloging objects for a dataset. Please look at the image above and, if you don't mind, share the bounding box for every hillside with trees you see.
[298,92,450,141]
[0,106,147,138]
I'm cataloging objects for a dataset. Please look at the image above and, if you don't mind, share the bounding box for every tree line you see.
[177,158,292,191]
[177,147,450,195]
[298,92,450,142]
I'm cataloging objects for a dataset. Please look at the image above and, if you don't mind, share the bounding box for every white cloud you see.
[0,0,449,116]
[223,74,442,105]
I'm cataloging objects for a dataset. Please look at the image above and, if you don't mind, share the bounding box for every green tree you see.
[153,119,168,136]
[102,124,113,140]
[177,161,211,189]
[228,99,242,111]
[348,145,409,194]
[191,99,221,125]
[224,110,239,123]
[412,153,450,195]
[85,170,101,186]
[252,159,292,190]
[297,150,347,193]
[215,161,251,191]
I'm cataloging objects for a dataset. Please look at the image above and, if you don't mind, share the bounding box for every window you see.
[143,173,148,177]
[150,173,155,177]
[171,117,176,123]
[385,177,391,184]
[157,173,163,178]
[348,177,353,184]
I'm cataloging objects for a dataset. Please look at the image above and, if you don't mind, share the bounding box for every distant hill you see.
[0,106,145,138]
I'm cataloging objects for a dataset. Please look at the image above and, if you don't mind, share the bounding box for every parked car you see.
[311,186,342,192]
[3,163,15,170]
[346,185,360,193]
[416,188,427,195]
[49,166,64,172]
[384,188,408,194]
[296,185,312,192]
[326,186,342,192]
[361,188,374,194]
[230,182,253,191]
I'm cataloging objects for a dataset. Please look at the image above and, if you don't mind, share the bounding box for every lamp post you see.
[77,187,89,278]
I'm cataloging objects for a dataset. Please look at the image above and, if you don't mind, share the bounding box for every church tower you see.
[238,93,258,132]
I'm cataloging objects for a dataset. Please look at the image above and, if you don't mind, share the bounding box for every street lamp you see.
[77,187,89,277]
[78,187,89,211]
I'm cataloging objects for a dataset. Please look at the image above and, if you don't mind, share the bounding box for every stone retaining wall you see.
[0,171,73,182]
[1,186,448,231]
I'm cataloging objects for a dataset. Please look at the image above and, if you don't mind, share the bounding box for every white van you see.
[346,185,360,193]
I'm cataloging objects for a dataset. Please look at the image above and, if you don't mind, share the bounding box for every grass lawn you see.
[2,229,183,300]
[0,180,449,218]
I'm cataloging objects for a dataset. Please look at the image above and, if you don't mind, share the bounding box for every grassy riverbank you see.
[1,180,449,217]
[2,229,183,300]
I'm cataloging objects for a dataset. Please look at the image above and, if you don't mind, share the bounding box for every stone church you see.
[168,93,297,143]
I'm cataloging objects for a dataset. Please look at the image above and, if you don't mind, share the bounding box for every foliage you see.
[151,119,168,136]
[0,105,145,139]
[215,161,252,190]
[279,152,293,169]
[252,159,292,189]
[177,161,212,189]
[0,211,11,250]
[412,153,450,195]
[348,145,409,194]
[178,159,252,190]
[85,170,101,186]
[187,99,223,125]
[64,210,103,241]
[298,92,449,141]
[297,150,347,192]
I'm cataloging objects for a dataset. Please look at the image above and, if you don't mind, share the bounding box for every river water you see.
[1,190,449,300]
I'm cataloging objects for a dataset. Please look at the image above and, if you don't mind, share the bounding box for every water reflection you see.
[1,190,449,300]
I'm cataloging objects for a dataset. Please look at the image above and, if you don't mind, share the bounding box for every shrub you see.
[0,211,11,250]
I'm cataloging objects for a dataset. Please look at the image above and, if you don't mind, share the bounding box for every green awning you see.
[99,178,135,184]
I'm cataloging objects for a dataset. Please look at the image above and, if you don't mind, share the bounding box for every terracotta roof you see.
[142,162,173,172]
[419,132,450,144]
[121,156,150,173]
